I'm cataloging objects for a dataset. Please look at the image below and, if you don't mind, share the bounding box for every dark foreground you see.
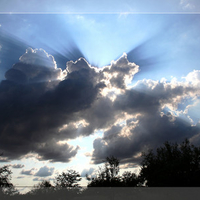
[1,187,200,200]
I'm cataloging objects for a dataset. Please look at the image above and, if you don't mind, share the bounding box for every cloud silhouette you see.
[81,167,95,177]
[91,72,200,164]
[0,48,104,162]
[21,168,35,176]
[34,166,54,177]
[16,176,24,179]
[0,47,199,166]
[12,164,25,169]
[19,48,57,69]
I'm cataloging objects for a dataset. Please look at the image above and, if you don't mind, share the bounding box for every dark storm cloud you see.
[5,68,28,84]
[34,166,54,177]
[0,47,200,166]
[81,97,119,132]
[103,125,122,140]
[91,74,200,164]
[11,62,62,83]
[113,77,199,116]
[0,48,105,162]
[35,139,80,162]
[7,48,62,84]
[92,113,200,164]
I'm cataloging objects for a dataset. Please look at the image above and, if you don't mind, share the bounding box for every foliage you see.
[3,138,200,199]
[87,156,139,187]
[139,139,200,186]
[30,180,54,195]
[105,156,120,179]
[26,171,82,199]
[54,170,82,189]
[0,166,13,188]
[0,165,18,195]
[37,180,52,188]
[87,156,121,187]
[122,171,140,187]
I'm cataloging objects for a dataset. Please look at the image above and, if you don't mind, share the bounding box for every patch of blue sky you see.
[1,14,200,81]
[185,100,200,124]
[162,97,200,125]
[61,14,168,67]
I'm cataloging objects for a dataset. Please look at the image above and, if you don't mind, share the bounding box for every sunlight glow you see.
[101,87,124,101]
[119,120,139,139]
[75,120,90,129]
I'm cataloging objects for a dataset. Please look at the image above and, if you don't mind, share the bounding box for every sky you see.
[0,0,200,193]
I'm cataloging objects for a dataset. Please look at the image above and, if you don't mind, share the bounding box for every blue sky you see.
[1,13,200,80]
[0,0,200,13]
[0,0,200,193]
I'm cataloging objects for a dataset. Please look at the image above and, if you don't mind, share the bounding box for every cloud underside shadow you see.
[0,47,199,165]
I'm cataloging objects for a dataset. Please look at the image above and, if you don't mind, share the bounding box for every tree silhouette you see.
[139,139,200,186]
[0,166,12,188]
[122,171,139,187]
[0,165,18,195]
[105,156,120,179]
[87,156,128,187]
[28,180,54,197]
[55,170,81,189]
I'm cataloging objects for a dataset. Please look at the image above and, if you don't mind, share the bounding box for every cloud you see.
[81,167,95,177]
[67,57,91,73]
[184,70,200,86]
[34,166,54,177]
[3,47,65,86]
[0,48,200,167]
[9,48,64,84]
[5,68,28,84]
[91,71,200,164]
[101,53,139,89]
[180,0,195,10]
[33,177,55,182]
[12,164,24,169]
[36,139,80,162]
[84,152,92,157]
[19,48,57,69]
[21,168,35,176]
[92,113,200,164]
[0,48,104,162]
[32,177,40,181]
[16,176,24,179]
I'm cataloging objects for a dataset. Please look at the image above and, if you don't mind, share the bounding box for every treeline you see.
[1,139,200,199]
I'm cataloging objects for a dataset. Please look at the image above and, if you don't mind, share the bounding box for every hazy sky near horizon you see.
[0,0,200,193]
